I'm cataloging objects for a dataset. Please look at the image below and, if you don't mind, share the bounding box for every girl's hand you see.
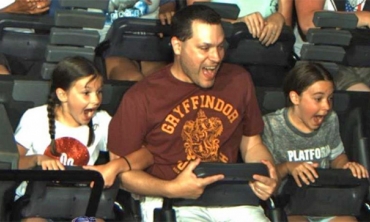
[240,12,265,39]
[37,155,65,170]
[259,12,285,46]
[288,162,319,187]
[343,162,369,179]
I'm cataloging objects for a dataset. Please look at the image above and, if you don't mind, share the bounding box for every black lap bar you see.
[224,24,295,66]
[59,0,109,10]
[313,11,358,29]
[283,169,369,216]
[173,163,268,206]
[306,29,352,46]
[105,18,173,62]
[45,45,95,63]
[49,27,100,47]
[300,44,346,63]
[54,10,106,29]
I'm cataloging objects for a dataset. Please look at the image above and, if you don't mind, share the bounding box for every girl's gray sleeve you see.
[262,116,278,163]
[329,112,345,160]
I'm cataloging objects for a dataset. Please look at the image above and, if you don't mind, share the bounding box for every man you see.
[87,4,278,222]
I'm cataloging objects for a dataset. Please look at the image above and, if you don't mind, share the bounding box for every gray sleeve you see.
[329,112,345,160]
[262,116,279,164]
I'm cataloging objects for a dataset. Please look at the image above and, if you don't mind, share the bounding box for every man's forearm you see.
[119,170,176,198]
[243,143,275,164]
[109,147,154,174]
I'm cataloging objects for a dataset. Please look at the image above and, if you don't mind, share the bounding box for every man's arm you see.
[240,134,274,163]
[240,134,278,200]
[83,147,154,187]
[119,159,224,199]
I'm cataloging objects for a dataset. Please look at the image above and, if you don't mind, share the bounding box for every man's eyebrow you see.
[199,41,225,47]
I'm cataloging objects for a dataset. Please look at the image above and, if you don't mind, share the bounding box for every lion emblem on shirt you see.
[182,109,223,161]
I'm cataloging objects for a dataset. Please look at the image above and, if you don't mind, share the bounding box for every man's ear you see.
[56,88,67,103]
[171,36,182,55]
[289,91,300,105]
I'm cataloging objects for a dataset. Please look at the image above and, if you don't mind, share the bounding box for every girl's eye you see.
[314,97,322,102]
[83,91,90,96]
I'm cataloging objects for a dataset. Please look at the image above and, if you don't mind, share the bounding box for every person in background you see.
[188,0,293,47]
[104,0,177,81]
[0,0,50,75]
[294,0,370,92]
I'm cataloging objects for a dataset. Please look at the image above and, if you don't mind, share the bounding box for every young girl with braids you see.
[15,56,110,171]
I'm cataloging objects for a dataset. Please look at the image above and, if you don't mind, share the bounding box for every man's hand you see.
[83,163,118,188]
[249,160,278,200]
[167,159,224,199]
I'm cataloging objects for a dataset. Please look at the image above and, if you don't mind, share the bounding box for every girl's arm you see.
[330,153,349,168]
[17,143,65,170]
[331,153,368,178]
[277,161,319,187]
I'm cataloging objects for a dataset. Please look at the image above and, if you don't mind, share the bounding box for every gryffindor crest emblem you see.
[181,109,223,161]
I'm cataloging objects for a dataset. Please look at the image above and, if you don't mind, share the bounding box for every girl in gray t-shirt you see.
[262,62,368,222]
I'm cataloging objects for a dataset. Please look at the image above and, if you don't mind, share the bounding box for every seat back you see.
[0,104,19,221]
[100,80,136,116]
[41,0,108,79]
[0,76,49,130]
[0,13,54,61]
